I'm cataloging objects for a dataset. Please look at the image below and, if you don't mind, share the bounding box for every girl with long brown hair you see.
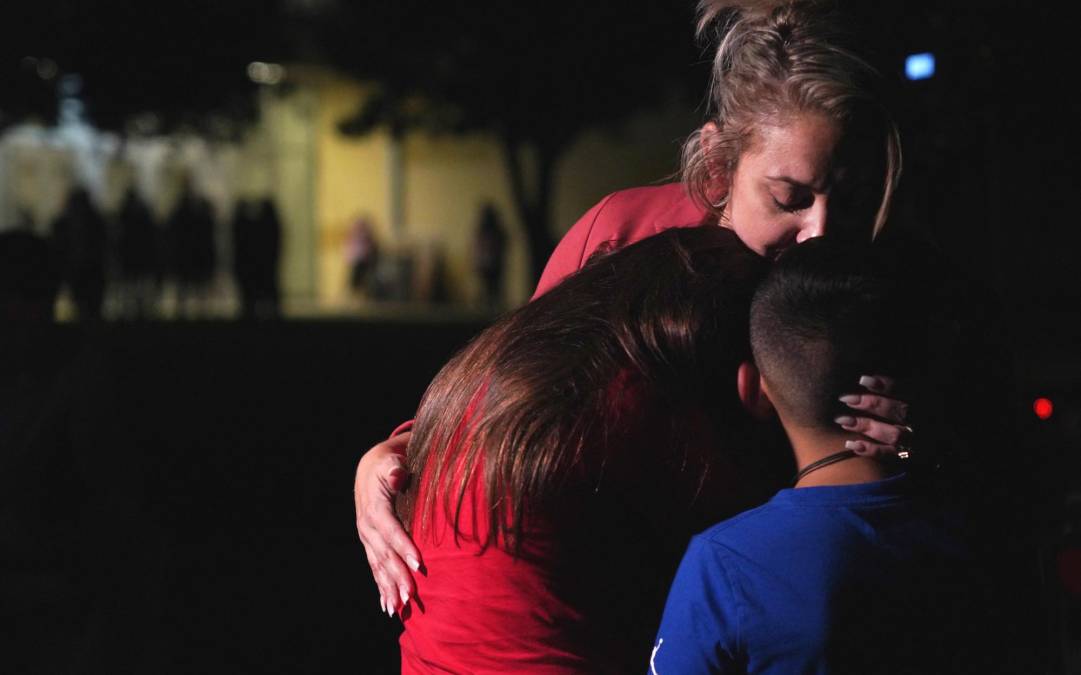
[400,226,768,672]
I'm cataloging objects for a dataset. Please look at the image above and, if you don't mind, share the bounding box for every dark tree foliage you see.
[0,0,292,136]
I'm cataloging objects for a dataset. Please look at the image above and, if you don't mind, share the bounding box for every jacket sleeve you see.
[532,192,620,300]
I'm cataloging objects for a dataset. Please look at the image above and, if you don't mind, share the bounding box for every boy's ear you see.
[737,361,775,420]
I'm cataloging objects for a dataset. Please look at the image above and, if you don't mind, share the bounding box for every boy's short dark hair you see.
[749,237,928,429]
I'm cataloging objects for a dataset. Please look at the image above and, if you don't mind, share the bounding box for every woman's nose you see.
[796,198,829,242]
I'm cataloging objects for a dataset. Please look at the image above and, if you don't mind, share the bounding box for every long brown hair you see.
[402,227,767,550]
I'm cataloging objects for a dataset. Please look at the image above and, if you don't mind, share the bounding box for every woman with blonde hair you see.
[355,1,913,669]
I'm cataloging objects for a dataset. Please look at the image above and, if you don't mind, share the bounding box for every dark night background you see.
[2,1,1080,673]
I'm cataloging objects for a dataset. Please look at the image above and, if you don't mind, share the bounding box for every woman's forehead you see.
[744,116,842,185]
[744,115,882,187]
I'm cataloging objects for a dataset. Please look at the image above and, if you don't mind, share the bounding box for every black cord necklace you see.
[793,449,858,485]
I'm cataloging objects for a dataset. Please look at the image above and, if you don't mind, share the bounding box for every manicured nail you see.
[399,587,410,606]
[839,394,861,405]
[834,416,856,428]
[406,556,421,572]
[380,595,386,614]
[859,375,877,389]
[388,603,395,619]
[845,440,863,452]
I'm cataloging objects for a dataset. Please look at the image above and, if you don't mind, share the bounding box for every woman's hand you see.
[354,431,422,618]
[835,375,914,457]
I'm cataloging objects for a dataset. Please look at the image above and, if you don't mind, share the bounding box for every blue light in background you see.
[905,53,935,80]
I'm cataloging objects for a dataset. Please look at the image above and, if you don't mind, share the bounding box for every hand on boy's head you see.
[837,374,914,458]
[838,392,909,424]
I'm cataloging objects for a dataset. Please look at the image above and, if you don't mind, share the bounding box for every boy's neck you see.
[783,423,893,488]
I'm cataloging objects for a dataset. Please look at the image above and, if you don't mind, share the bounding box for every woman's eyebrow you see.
[766,175,827,191]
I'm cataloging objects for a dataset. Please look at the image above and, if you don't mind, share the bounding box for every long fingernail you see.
[388,603,395,619]
[859,375,877,389]
[406,556,421,572]
[834,416,856,428]
[399,587,410,606]
[380,595,386,614]
[845,440,863,452]
[838,394,860,405]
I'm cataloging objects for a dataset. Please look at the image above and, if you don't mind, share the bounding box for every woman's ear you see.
[700,122,730,199]
[736,361,775,420]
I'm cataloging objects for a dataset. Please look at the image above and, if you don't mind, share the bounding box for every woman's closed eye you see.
[770,192,812,212]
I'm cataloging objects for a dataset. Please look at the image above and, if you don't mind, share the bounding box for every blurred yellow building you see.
[0,65,698,317]
[305,68,698,311]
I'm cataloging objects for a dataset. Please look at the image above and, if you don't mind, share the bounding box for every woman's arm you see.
[353,430,422,617]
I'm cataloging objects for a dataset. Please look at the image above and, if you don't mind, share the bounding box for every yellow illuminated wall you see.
[400,134,530,305]
[310,72,700,309]
[314,75,391,307]
[311,73,534,308]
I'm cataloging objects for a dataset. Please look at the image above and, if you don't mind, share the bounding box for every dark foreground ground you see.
[4,320,485,674]
[2,319,1079,673]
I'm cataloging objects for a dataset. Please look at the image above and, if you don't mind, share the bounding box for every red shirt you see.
[399,455,598,674]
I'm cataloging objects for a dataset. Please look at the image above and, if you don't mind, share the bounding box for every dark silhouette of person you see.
[116,188,158,319]
[168,178,217,317]
[232,200,257,317]
[232,198,282,320]
[51,187,107,321]
[473,203,507,309]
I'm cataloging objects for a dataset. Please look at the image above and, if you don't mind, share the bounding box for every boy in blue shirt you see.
[650,238,990,674]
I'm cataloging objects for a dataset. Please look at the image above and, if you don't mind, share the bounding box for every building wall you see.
[400,132,529,306]
[311,72,700,309]
[313,76,392,308]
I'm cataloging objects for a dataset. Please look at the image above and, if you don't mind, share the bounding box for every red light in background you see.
[1057,548,1081,597]
[1033,397,1054,420]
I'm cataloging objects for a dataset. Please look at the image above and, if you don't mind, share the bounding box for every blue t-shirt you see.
[649,474,977,675]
